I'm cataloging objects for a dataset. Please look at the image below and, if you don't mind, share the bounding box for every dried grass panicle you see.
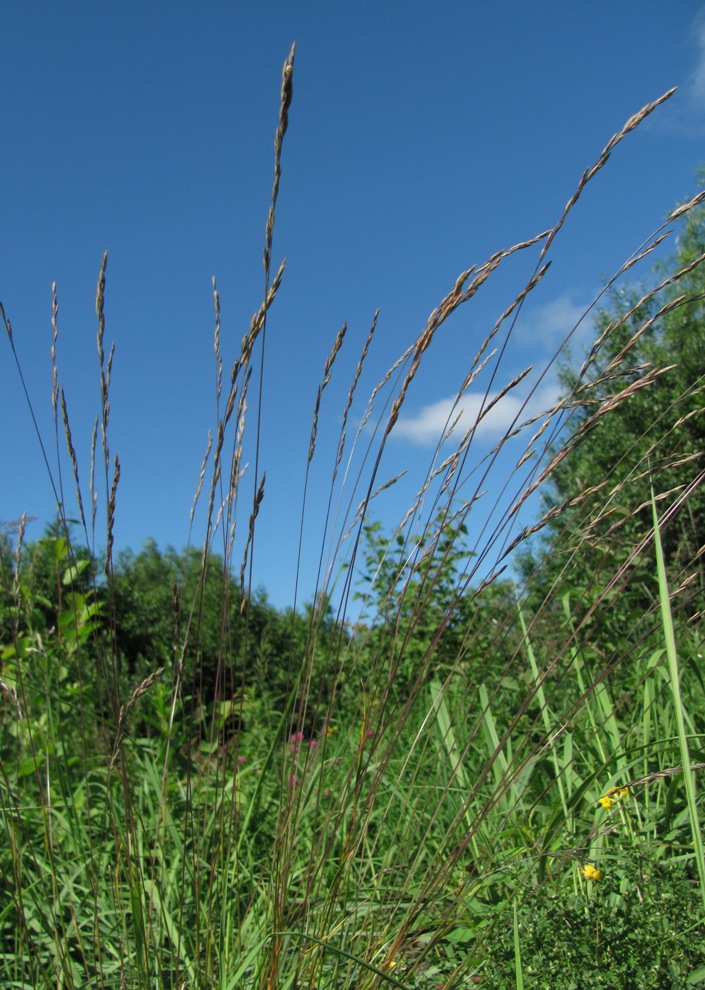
[61,388,87,530]
[223,382,238,427]
[529,455,705,623]
[125,667,165,715]
[230,391,249,490]
[218,254,276,425]
[219,379,251,557]
[479,367,534,429]
[109,667,166,771]
[604,293,703,377]
[264,44,295,277]
[239,472,266,590]
[190,430,213,527]
[369,471,407,504]
[229,49,292,600]
[333,310,379,484]
[623,763,705,792]
[204,420,226,527]
[649,466,705,535]
[579,246,705,387]
[507,359,672,525]
[246,260,286,362]
[515,404,565,468]
[669,188,705,222]
[95,254,116,475]
[308,322,347,463]
[383,231,549,444]
[105,454,120,576]
[323,323,347,384]
[507,442,581,522]
[95,252,107,366]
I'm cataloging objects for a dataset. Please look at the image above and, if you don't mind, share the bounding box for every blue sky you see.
[2,3,705,610]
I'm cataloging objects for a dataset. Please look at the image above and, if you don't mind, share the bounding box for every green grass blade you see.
[651,484,705,914]
[513,899,524,990]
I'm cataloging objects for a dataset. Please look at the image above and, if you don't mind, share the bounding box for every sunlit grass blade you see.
[651,484,705,913]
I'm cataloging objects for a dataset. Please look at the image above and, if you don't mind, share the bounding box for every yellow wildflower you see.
[581,864,602,881]
[605,785,629,800]
[598,795,614,809]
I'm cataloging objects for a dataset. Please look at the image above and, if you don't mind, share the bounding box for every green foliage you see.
[354,511,518,699]
[1,521,99,651]
[109,542,350,738]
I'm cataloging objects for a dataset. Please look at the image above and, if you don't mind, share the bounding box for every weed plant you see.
[1,48,705,989]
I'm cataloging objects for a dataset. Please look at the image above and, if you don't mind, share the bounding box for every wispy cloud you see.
[654,9,705,136]
[516,292,594,353]
[392,289,592,448]
[689,10,705,110]
[393,382,562,447]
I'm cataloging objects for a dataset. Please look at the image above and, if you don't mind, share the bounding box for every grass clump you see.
[2,47,705,989]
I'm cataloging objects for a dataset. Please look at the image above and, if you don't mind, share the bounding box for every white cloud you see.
[393,382,562,447]
[518,292,595,354]
[392,289,595,448]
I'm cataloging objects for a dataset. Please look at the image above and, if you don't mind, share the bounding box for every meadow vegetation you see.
[2,48,705,988]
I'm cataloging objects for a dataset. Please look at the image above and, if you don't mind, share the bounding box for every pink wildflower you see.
[289,731,305,752]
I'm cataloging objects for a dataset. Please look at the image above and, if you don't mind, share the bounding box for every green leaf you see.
[50,536,69,561]
[61,557,90,585]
